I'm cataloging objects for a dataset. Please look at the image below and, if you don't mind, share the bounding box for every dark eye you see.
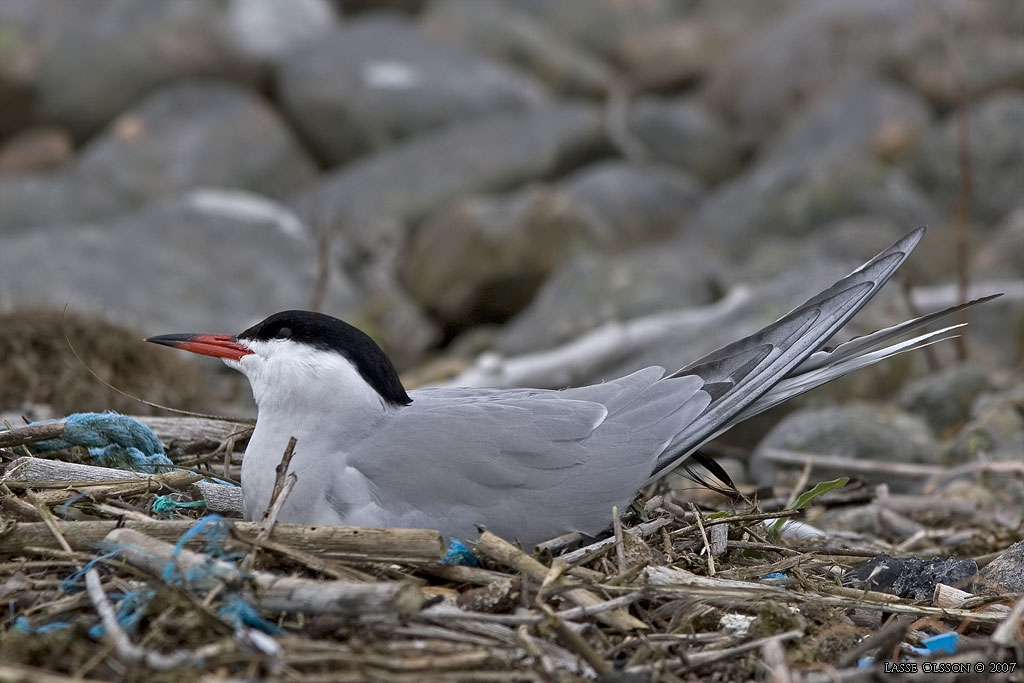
[276,327,292,339]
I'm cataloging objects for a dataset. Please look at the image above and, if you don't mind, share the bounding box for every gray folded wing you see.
[348,368,710,545]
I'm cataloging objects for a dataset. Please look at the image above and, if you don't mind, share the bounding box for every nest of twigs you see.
[1,416,1022,683]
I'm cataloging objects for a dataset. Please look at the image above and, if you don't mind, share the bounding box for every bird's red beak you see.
[145,333,252,361]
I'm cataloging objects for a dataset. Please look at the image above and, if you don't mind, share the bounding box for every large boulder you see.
[420,0,612,98]
[751,403,940,485]
[403,161,702,328]
[495,242,723,356]
[289,102,608,251]
[0,190,358,335]
[76,81,318,216]
[0,0,265,139]
[628,96,740,183]
[701,0,971,148]
[907,93,1024,226]
[0,81,318,233]
[685,77,935,259]
[277,14,548,165]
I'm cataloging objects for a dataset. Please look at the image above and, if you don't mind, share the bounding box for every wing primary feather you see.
[652,226,927,476]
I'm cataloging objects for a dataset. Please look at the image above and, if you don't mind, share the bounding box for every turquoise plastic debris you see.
[152,493,207,518]
[442,539,481,567]
[921,631,959,655]
[27,411,173,474]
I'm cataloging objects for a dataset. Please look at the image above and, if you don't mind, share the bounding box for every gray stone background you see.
[0,0,1021,486]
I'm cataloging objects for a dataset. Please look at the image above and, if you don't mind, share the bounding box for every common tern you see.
[147,227,995,547]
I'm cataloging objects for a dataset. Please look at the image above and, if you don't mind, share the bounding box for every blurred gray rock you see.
[628,96,740,183]
[559,161,704,246]
[0,190,358,336]
[751,403,940,485]
[898,364,994,436]
[72,81,318,220]
[404,161,702,329]
[911,282,1024,370]
[0,0,261,139]
[978,540,1024,594]
[687,76,935,257]
[973,207,1024,279]
[949,387,1024,464]
[764,76,930,167]
[686,160,935,261]
[277,14,548,165]
[496,243,723,356]
[0,173,80,234]
[421,0,612,97]
[505,0,791,89]
[613,1,796,89]
[405,187,584,328]
[702,0,968,148]
[909,93,1024,226]
[290,101,607,252]
[225,0,337,63]
[0,82,318,233]
[894,4,1024,106]
[503,0,680,60]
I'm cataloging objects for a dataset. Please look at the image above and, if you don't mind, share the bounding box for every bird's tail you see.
[648,226,999,481]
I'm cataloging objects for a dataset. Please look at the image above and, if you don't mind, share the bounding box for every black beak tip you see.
[145,333,192,348]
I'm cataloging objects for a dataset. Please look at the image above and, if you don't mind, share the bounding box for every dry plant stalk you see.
[0,519,444,561]
[474,531,646,631]
[106,528,423,616]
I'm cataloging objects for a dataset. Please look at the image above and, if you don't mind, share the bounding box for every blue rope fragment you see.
[56,491,90,519]
[162,515,233,584]
[218,594,283,635]
[13,616,72,634]
[89,589,155,639]
[27,412,173,474]
[442,539,481,567]
[58,550,122,594]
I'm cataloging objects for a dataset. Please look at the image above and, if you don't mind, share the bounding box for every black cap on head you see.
[239,310,412,407]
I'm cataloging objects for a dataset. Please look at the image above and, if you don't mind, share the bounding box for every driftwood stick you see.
[131,416,253,449]
[932,583,1011,618]
[0,519,444,561]
[758,448,947,480]
[438,287,751,389]
[0,664,108,683]
[474,531,646,631]
[559,517,672,564]
[2,456,243,515]
[0,421,66,449]
[30,471,202,507]
[106,528,423,616]
[192,482,243,516]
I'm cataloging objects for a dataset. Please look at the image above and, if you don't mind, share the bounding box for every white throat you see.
[226,338,395,520]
